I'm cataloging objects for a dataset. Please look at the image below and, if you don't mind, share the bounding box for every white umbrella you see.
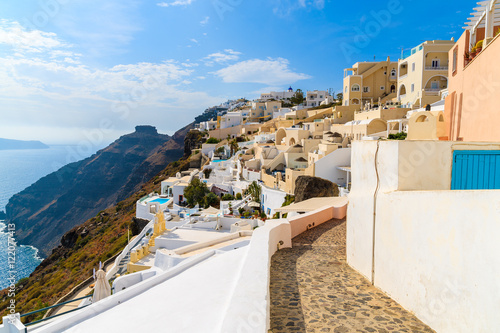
[92,269,111,303]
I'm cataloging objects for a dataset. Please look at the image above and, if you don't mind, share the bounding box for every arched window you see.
[352,84,360,92]
[416,115,429,123]
[399,85,407,96]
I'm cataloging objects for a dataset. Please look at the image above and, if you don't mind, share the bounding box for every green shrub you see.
[221,194,235,201]
[235,192,242,200]
[206,137,219,144]
[204,192,220,208]
[388,132,407,140]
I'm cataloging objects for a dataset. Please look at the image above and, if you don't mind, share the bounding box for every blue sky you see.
[0,0,473,144]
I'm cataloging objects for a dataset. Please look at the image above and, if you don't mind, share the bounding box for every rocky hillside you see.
[0,133,201,324]
[6,125,191,256]
[0,157,193,324]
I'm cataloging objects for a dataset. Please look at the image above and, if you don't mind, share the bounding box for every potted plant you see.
[464,50,470,63]
[470,45,477,59]
[475,40,483,53]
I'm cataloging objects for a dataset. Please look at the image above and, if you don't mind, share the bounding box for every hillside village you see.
[2,1,500,332]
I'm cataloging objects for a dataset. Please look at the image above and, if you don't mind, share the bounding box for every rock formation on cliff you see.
[6,125,191,256]
[294,176,339,203]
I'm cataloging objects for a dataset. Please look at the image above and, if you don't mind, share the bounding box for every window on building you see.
[352,84,360,92]
[411,84,414,92]
[432,59,440,68]
[412,63,416,72]
[380,86,385,90]
[452,47,458,74]
[391,69,396,76]
[363,87,370,93]
[384,71,387,75]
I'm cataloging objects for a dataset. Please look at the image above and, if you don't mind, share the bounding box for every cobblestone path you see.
[269,219,434,333]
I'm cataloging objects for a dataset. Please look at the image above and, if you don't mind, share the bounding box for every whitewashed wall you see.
[261,185,287,216]
[347,140,500,333]
[313,147,351,185]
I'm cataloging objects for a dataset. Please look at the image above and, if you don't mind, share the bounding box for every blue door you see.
[451,150,500,190]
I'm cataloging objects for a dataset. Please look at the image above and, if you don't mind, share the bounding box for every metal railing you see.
[425,66,448,71]
[21,295,92,327]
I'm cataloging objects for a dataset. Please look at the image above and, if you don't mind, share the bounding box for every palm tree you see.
[247,181,261,203]
[229,139,239,157]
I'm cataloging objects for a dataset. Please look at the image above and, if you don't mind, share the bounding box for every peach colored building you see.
[445,1,500,141]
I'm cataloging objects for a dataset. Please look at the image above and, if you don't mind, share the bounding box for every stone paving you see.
[269,219,434,333]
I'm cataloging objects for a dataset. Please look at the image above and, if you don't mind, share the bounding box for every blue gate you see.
[451,150,500,190]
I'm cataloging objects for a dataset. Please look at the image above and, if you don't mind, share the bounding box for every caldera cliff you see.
[6,125,190,256]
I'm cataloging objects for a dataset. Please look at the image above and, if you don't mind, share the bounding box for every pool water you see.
[149,198,171,205]
[212,159,227,163]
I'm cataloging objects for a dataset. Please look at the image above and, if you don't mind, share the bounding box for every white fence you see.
[106,219,154,281]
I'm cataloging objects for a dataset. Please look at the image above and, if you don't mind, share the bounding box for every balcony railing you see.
[424,89,441,96]
[425,66,449,71]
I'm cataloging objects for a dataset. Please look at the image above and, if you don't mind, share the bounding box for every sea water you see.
[0,145,100,289]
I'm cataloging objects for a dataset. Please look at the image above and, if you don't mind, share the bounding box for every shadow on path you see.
[269,219,434,333]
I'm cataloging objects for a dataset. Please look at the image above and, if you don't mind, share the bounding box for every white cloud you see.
[157,0,195,7]
[213,58,311,85]
[0,21,225,142]
[204,49,242,66]
[200,16,210,26]
[0,20,66,53]
[190,38,199,44]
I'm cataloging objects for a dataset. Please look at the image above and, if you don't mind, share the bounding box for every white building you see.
[273,108,293,119]
[261,185,287,216]
[198,120,217,131]
[219,110,250,129]
[305,90,333,107]
[260,87,295,101]
[160,170,199,205]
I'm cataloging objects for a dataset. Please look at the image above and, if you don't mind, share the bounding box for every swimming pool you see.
[149,198,171,205]
[212,159,227,163]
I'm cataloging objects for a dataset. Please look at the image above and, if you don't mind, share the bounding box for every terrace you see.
[464,0,500,63]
